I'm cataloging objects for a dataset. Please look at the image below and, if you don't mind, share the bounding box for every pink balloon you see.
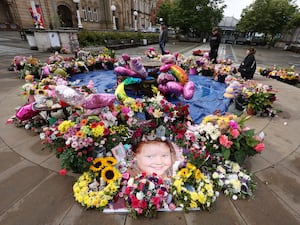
[114,66,138,77]
[82,93,116,109]
[166,81,183,96]
[15,103,39,121]
[158,84,169,94]
[160,54,175,64]
[159,64,171,72]
[183,81,195,100]
[157,72,176,84]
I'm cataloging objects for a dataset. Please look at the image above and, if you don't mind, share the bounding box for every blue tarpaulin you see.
[68,71,231,124]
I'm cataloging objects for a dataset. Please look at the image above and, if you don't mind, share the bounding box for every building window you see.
[88,7,93,21]
[93,8,99,22]
[82,7,87,21]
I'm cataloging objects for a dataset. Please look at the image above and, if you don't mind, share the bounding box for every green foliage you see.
[237,0,299,40]
[77,30,158,47]
[159,0,225,35]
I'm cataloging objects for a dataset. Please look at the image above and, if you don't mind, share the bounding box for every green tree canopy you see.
[157,0,225,36]
[237,0,299,39]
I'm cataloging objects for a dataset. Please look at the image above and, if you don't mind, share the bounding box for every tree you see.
[237,0,299,44]
[157,0,225,37]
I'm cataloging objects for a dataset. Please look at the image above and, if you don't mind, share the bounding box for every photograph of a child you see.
[129,138,180,179]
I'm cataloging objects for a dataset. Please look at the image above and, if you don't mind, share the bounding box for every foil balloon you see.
[114,66,139,77]
[166,81,183,97]
[115,77,142,103]
[183,81,195,100]
[159,64,171,73]
[170,65,189,85]
[55,85,85,106]
[15,103,39,121]
[157,72,176,85]
[82,93,116,109]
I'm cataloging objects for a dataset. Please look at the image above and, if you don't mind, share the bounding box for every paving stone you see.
[232,178,300,225]
[256,165,300,217]
[184,194,246,225]
[0,172,75,225]
[0,161,50,214]
[0,151,23,173]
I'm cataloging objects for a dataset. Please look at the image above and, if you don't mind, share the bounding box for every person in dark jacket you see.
[209,27,221,64]
[159,24,168,55]
[238,47,257,80]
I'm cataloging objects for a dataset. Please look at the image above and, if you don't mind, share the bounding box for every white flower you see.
[39,133,45,140]
[136,191,145,200]
[127,178,134,186]
[232,163,240,173]
[232,195,238,200]
[212,172,219,179]
[148,181,155,190]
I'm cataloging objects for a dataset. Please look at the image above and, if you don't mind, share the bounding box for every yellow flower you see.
[90,158,105,172]
[153,108,163,118]
[101,166,120,183]
[58,120,75,133]
[35,89,46,95]
[190,192,198,201]
[91,125,105,137]
[104,156,117,166]
[198,192,207,204]
[190,200,198,208]
[179,168,188,177]
[195,169,202,180]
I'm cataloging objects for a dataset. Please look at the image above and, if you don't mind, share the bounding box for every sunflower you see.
[104,156,117,166]
[90,158,105,172]
[195,169,202,180]
[101,166,120,183]
[35,89,46,95]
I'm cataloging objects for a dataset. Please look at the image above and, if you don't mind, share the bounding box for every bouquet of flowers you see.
[123,173,172,218]
[184,114,264,166]
[210,160,256,200]
[171,163,218,211]
[73,156,121,210]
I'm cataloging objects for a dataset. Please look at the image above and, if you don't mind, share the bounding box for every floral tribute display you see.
[6,49,273,219]
[259,66,299,85]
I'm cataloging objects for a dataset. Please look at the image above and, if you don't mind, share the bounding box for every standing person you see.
[209,27,221,64]
[238,47,257,80]
[159,23,168,55]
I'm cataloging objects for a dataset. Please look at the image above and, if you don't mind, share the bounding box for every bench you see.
[104,39,124,50]
[104,39,142,50]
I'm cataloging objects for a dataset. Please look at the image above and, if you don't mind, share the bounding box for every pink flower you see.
[230,129,240,139]
[87,157,93,162]
[59,168,67,176]
[168,203,177,210]
[254,143,265,152]
[219,135,233,148]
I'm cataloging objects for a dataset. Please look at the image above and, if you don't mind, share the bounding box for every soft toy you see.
[129,57,148,78]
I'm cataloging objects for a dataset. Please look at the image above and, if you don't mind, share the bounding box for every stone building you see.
[0,0,159,31]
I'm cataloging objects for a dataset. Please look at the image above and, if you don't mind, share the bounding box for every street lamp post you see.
[111,5,117,30]
[159,17,163,25]
[73,0,83,29]
[133,10,138,32]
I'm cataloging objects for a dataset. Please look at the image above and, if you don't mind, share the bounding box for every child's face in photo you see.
[135,141,172,178]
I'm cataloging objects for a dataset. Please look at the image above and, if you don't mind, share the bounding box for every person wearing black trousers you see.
[238,47,257,80]
[159,23,168,55]
[209,27,221,64]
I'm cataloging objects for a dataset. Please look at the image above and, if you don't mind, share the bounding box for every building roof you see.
[219,16,239,31]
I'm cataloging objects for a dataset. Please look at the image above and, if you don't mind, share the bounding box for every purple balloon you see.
[183,81,195,100]
[166,81,183,96]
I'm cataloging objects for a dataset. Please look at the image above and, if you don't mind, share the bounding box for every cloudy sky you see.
[223,0,300,19]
